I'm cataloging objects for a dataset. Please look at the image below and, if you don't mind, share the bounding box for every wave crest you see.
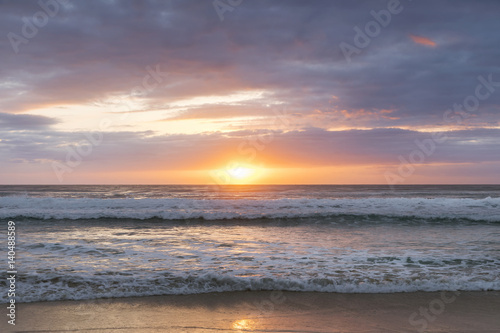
[1,196,499,221]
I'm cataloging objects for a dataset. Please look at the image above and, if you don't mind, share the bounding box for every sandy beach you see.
[2,291,499,333]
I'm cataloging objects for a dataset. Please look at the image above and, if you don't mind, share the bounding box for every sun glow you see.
[232,319,255,330]
[210,163,264,185]
[227,167,255,180]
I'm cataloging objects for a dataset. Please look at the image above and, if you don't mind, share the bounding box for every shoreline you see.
[2,291,499,332]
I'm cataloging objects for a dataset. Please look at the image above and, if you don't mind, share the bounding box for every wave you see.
[2,271,498,303]
[1,196,499,222]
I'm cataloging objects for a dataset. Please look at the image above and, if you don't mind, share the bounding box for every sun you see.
[210,162,264,185]
[227,166,255,180]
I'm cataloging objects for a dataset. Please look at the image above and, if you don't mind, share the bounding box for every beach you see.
[2,291,499,332]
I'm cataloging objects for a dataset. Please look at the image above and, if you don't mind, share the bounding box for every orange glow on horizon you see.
[227,166,255,180]
[210,163,264,185]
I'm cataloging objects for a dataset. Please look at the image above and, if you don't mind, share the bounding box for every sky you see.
[0,0,499,184]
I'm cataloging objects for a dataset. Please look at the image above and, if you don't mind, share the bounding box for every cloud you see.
[0,1,499,183]
[1,125,499,183]
[0,112,58,130]
[0,0,499,127]
[2,127,499,169]
[409,34,437,47]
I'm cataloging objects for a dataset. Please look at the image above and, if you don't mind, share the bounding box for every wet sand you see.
[2,291,499,332]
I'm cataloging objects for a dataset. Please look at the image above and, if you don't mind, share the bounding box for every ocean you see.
[1,185,499,303]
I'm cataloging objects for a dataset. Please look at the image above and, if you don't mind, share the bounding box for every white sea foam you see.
[1,196,499,221]
[3,217,498,303]
[5,271,499,303]
[2,188,498,303]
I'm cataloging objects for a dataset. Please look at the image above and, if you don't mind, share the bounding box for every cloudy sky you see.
[1,0,499,184]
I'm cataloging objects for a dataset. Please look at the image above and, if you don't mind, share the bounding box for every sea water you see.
[0,185,499,302]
